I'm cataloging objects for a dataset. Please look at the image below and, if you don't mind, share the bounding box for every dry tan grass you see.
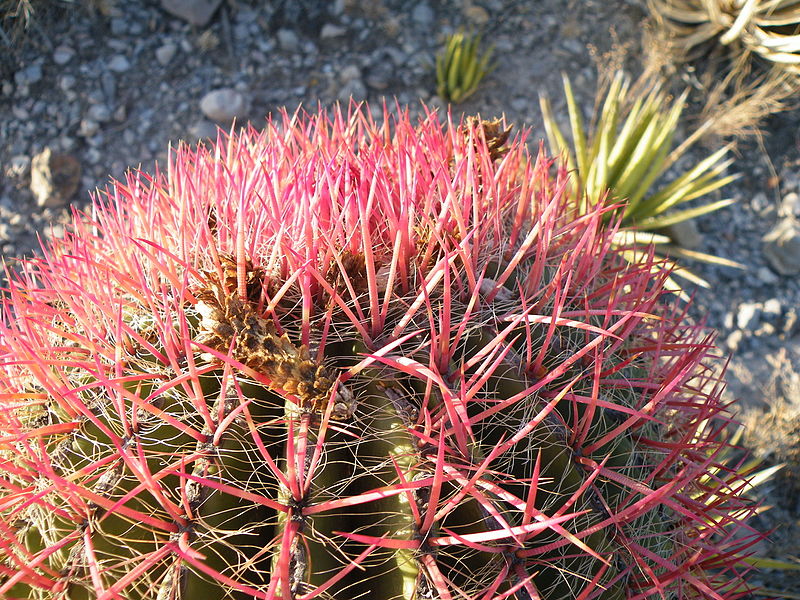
[699,60,799,139]
[1,0,113,38]
[642,13,800,143]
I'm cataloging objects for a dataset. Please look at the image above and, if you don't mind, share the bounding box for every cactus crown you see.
[0,105,760,599]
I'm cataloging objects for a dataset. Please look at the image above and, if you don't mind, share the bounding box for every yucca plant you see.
[540,70,743,289]
[0,105,763,599]
[435,30,493,103]
[539,70,738,231]
[648,0,800,74]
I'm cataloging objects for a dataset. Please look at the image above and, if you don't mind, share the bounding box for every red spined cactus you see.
[0,105,761,599]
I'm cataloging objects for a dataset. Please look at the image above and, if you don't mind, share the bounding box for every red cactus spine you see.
[0,105,761,599]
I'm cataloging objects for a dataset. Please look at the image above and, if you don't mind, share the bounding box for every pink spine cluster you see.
[0,104,762,600]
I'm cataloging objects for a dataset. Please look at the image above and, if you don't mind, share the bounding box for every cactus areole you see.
[0,105,760,599]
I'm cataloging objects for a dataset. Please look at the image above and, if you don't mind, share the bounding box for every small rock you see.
[750,191,768,211]
[338,78,367,103]
[763,217,800,275]
[725,330,744,352]
[736,302,760,330]
[665,219,703,250]
[101,72,117,103]
[107,55,131,73]
[233,23,250,41]
[763,298,782,320]
[339,64,361,83]
[155,42,178,66]
[783,170,800,192]
[14,64,43,86]
[782,192,800,217]
[12,105,29,120]
[87,104,112,123]
[754,322,776,337]
[199,88,248,123]
[110,17,127,35]
[234,4,257,23]
[320,23,347,39]
[59,75,77,92]
[79,119,100,138]
[784,308,799,336]
[464,4,489,24]
[187,119,219,141]
[561,38,585,55]
[5,155,31,178]
[86,134,105,148]
[756,266,779,285]
[381,46,406,67]
[302,39,318,57]
[161,0,222,26]
[277,28,301,52]
[53,45,76,65]
[58,136,78,152]
[495,37,515,53]
[723,309,735,330]
[128,20,144,36]
[510,97,529,112]
[412,2,434,26]
[29,148,82,208]
[113,105,127,122]
[85,148,102,165]
[365,61,393,90]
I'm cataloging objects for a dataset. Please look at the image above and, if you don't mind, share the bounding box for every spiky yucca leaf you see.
[0,105,762,599]
[540,70,737,228]
[540,70,742,288]
[435,30,494,103]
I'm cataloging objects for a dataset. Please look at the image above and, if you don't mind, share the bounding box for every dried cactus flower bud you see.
[194,256,350,418]
[462,116,513,161]
[0,105,763,600]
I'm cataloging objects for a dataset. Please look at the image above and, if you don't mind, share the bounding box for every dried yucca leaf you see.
[649,0,800,74]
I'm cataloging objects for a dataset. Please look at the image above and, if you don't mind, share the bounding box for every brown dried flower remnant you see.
[462,116,513,162]
[194,257,355,419]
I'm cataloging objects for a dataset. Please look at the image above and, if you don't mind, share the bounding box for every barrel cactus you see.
[0,105,761,599]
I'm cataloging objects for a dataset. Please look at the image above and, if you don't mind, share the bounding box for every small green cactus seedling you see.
[435,30,494,103]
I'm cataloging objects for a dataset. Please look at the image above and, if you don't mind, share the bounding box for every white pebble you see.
[155,43,178,67]
[53,45,76,65]
[108,55,131,73]
[199,88,248,123]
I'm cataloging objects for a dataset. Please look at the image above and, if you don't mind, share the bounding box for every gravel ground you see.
[1,0,799,596]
